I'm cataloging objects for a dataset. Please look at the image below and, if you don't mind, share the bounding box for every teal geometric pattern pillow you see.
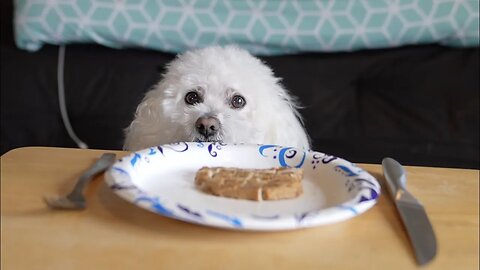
[14,0,479,55]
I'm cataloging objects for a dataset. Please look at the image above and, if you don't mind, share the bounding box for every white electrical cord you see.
[57,45,88,149]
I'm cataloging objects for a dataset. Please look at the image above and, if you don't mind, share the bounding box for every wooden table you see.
[1,147,478,270]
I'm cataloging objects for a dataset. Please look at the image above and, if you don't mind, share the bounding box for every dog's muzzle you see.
[195,116,220,139]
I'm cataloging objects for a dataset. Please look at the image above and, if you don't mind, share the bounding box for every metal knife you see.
[382,157,437,265]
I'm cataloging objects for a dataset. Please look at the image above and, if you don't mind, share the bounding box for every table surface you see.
[1,147,478,270]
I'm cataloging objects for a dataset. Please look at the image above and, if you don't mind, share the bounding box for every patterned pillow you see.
[14,0,479,55]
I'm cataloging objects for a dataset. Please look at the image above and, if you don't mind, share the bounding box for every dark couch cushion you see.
[2,42,478,168]
[266,46,479,168]
[1,0,478,168]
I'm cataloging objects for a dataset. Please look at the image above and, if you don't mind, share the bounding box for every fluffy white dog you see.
[124,45,310,151]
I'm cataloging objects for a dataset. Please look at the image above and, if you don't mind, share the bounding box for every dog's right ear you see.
[123,82,172,151]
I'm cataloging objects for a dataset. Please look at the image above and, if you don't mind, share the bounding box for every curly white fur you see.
[124,46,311,151]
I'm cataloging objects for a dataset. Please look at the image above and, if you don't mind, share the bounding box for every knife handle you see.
[382,157,407,198]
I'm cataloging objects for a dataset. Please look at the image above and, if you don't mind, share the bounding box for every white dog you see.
[124,45,310,151]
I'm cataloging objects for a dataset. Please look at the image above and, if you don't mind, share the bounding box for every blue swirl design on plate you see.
[334,162,381,206]
[344,177,380,202]
[358,189,379,202]
[156,142,189,156]
[196,142,227,157]
[177,204,203,219]
[349,162,365,173]
[335,165,360,177]
[322,155,337,164]
[354,178,380,202]
[111,166,130,177]
[259,145,306,168]
[127,143,190,166]
[295,210,319,223]
[354,178,379,188]
[135,196,174,217]
[206,210,242,228]
[165,142,189,152]
[311,152,338,169]
[109,167,137,190]
[130,153,142,167]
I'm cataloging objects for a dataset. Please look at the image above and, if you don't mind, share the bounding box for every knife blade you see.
[382,157,437,265]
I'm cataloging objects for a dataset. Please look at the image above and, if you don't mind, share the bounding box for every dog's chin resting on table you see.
[123,45,311,151]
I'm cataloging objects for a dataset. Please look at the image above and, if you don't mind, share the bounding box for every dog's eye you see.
[231,95,246,109]
[185,91,202,105]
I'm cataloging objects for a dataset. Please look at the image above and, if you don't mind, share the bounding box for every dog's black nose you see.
[196,116,220,138]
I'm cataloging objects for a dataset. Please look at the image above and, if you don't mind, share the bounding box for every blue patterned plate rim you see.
[105,142,381,231]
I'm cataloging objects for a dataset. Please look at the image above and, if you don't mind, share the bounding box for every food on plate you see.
[195,166,303,201]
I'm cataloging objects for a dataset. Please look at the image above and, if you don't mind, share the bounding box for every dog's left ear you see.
[271,83,311,150]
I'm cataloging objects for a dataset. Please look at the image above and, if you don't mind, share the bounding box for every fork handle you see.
[66,153,116,201]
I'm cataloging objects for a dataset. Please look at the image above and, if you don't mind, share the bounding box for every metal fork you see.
[44,153,117,210]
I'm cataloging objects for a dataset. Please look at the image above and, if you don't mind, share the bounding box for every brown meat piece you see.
[195,167,303,201]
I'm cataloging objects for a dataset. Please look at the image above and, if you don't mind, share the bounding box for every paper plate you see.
[105,142,380,231]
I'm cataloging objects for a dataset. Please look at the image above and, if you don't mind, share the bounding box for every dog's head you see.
[125,45,309,150]
[158,45,292,143]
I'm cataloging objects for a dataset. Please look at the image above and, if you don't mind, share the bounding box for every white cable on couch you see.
[57,45,88,149]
